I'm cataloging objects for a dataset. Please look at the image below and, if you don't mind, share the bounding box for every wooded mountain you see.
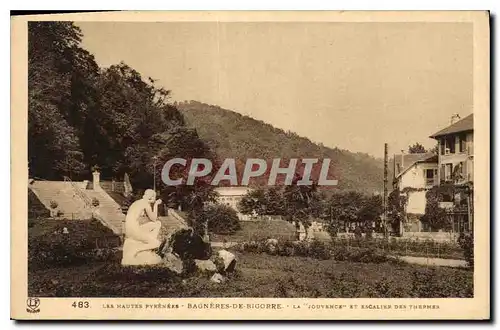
[177,101,386,193]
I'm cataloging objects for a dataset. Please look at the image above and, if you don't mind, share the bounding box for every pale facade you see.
[393,153,438,232]
[436,132,474,184]
[396,154,438,214]
[430,114,474,232]
[214,186,253,221]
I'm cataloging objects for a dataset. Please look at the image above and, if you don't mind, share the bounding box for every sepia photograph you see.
[11,11,490,320]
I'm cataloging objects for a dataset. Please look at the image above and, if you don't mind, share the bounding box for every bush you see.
[240,239,332,260]
[332,246,388,263]
[458,232,474,268]
[277,240,296,257]
[170,229,212,260]
[28,219,120,269]
[193,204,241,235]
[353,226,363,239]
[49,200,58,209]
[309,240,331,260]
[410,268,473,298]
[292,241,310,257]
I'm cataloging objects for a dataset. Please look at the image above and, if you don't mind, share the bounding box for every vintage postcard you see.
[11,11,490,320]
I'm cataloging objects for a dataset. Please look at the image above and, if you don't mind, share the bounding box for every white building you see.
[393,152,438,232]
[430,114,474,232]
[213,186,253,221]
[430,114,474,185]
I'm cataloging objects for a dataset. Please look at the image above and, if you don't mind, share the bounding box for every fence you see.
[329,236,464,260]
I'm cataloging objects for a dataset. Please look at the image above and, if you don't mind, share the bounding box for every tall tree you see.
[408,142,427,154]
[28,22,89,179]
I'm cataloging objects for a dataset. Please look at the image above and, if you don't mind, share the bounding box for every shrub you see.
[353,226,363,239]
[277,240,296,257]
[365,227,373,240]
[411,269,441,297]
[458,232,474,268]
[409,268,472,298]
[49,200,58,209]
[293,241,310,257]
[193,204,241,235]
[309,240,331,260]
[28,219,120,269]
[170,229,212,260]
[331,246,388,263]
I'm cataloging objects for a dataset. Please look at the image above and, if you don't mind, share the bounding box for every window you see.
[445,164,453,181]
[459,134,467,153]
[444,136,455,154]
[425,169,435,186]
[440,139,445,155]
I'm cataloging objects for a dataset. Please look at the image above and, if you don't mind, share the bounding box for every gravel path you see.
[394,255,467,268]
[209,241,468,268]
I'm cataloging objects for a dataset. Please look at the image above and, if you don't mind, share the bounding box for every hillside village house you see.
[393,152,438,232]
[430,114,474,232]
[430,114,474,185]
[391,114,473,234]
[214,186,253,221]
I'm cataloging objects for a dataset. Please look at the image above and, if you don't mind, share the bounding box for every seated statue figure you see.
[121,189,163,266]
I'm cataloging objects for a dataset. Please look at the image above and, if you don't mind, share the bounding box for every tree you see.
[421,187,451,231]
[408,142,427,154]
[238,188,267,216]
[28,22,89,179]
[358,194,383,225]
[193,204,241,235]
[28,22,218,213]
[387,188,407,235]
[325,191,383,237]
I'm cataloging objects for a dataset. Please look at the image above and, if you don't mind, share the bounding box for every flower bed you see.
[235,238,390,263]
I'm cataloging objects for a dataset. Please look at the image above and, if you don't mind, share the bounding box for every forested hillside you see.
[177,101,386,193]
[28,21,386,203]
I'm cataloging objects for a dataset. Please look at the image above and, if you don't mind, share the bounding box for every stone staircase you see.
[83,189,125,235]
[29,181,91,218]
[159,208,189,234]
[28,178,190,238]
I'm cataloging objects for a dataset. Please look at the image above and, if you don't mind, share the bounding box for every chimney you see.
[92,169,101,190]
[400,150,405,169]
[451,114,461,125]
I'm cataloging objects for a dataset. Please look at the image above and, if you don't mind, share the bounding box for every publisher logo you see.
[26,297,40,313]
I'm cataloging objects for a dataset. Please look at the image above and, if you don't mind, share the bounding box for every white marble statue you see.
[121,189,163,266]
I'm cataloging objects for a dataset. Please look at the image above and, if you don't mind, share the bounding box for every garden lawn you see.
[29,251,473,298]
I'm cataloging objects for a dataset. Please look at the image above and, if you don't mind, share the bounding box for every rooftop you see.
[394,152,438,179]
[214,186,253,196]
[430,114,473,139]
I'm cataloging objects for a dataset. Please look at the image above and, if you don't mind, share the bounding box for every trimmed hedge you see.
[237,238,391,263]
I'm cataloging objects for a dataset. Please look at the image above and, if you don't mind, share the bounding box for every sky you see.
[77,22,473,158]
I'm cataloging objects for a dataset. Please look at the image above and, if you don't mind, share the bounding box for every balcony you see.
[467,145,474,157]
[439,202,454,210]
[426,178,438,187]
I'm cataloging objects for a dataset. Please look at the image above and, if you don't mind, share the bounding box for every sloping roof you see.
[394,153,438,180]
[214,186,252,196]
[430,114,473,139]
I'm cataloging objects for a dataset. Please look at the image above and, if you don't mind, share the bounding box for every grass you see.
[29,250,473,298]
